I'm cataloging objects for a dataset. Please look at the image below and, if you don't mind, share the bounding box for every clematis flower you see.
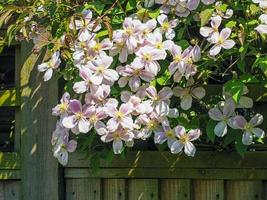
[200,16,222,40]
[232,114,265,145]
[73,67,93,94]
[134,46,166,75]
[101,126,134,154]
[253,0,267,9]
[154,125,177,149]
[208,99,236,137]
[171,126,201,157]
[122,17,143,51]
[53,134,77,166]
[110,31,129,63]
[89,38,113,54]
[62,99,92,133]
[83,105,107,131]
[209,28,235,56]
[173,78,205,110]
[52,92,70,116]
[140,19,157,39]
[69,10,101,41]
[117,62,155,92]
[146,31,174,50]
[38,51,61,81]
[255,14,267,35]
[136,112,162,139]
[105,103,134,131]
[146,86,173,116]
[88,54,119,85]
[156,14,179,40]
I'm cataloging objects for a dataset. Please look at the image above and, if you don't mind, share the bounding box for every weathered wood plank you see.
[3,181,20,200]
[128,179,158,200]
[103,179,126,200]
[20,42,60,200]
[0,170,20,180]
[0,182,4,200]
[65,168,267,180]
[226,181,263,200]
[66,178,101,200]
[0,153,20,170]
[67,151,267,169]
[160,179,191,200]
[193,180,224,200]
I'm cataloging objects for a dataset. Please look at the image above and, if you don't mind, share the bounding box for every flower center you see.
[148,120,157,130]
[93,43,101,52]
[162,22,170,31]
[156,42,163,49]
[143,53,152,62]
[116,111,124,120]
[244,123,252,131]
[166,129,175,138]
[90,115,97,123]
[174,55,181,63]
[125,27,133,36]
[180,134,189,144]
[75,112,84,120]
[97,65,105,73]
[133,68,141,76]
[59,103,68,113]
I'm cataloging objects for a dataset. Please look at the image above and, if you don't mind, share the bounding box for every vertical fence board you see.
[160,179,191,200]
[193,180,224,200]
[20,42,60,200]
[128,179,158,200]
[103,179,126,200]
[0,183,4,200]
[226,181,263,200]
[66,178,101,200]
[3,181,20,200]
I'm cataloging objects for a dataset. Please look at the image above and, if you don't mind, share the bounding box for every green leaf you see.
[206,120,217,143]
[225,21,237,29]
[126,0,136,12]
[224,80,244,103]
[199,9,214,26]
[235,140,248,157]
[157,70,171,86]
[148,9,160,19]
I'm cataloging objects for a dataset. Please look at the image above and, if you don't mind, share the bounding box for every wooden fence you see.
[1,43,267,200]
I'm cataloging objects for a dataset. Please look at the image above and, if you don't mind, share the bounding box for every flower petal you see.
[184,142,196,157]
[170,140,184,154]
[214,121,227,137]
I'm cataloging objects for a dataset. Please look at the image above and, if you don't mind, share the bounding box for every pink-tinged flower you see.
[157,14,179,40]
[232,114,265,145]
[52,128,77,166]
[117,62,155,92]
[140,19,157,39]
[202,0,215,5]
[84,85,112,106]
[51,120,69,146]
[127,95,153,115]
[52,92,70,116]
[62,100,92,133]
[105,103,134,131]
[146,31,174,51]
[88,54,119,85]
[169,45,200,81]
[154,125,177,149]
[134,46,166,75]
[122,17,143,51]
[255,14,267,35]
[89,38,113,54]
[223,85,253,109]
[110,30,129,63]
[146,86,173,116]
[73,67,93,94]
[200,16,222,40]
[136,112,161,139]
[38,51,61,81]
[209,28,235,56]
[208,99,236,137]
[101,126,134,154]
[253,0,267,9]
[171,126,201,157]
[69,10,101,41]
[84,105,107,130]
[173,78,205,110]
